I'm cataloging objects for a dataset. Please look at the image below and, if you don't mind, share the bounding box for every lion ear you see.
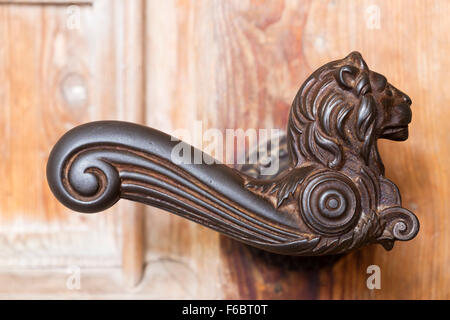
[344,51,369,70]
[335,65,359,90]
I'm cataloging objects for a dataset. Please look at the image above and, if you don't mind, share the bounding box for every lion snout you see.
[395,103,412,124]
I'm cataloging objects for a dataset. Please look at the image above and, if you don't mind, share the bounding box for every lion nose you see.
[402,94,412,105]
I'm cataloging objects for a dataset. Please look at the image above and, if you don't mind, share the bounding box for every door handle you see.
[46,51,419,256]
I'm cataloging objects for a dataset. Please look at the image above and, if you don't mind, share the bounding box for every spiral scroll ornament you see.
[48,148,123,214]
[300,171,361,235]
[378,206,419,241]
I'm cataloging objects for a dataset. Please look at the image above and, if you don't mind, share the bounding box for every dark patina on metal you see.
[47,52,419,256]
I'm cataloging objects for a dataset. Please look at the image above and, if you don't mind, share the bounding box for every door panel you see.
[143,0,449,299]
[0,0,448,299]
[0,0,144,276]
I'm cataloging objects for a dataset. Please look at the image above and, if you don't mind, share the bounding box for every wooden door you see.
[0,0,146,296]
[0,0,448,299]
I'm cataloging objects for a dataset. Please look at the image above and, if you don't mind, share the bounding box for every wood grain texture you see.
[0,0,448,299]
[143,0,229,298]
[143,0,449,299]
[0,0,144,273]
[111,0,146,289]
[0,1,92,4]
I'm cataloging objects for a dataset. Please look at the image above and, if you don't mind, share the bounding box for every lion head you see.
[244,51,418,253]
[287,51,412,175]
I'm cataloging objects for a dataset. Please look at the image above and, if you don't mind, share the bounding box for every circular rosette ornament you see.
[300,171,361,235]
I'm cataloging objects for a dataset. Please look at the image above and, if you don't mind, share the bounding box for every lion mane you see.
[287,52,383,175]
[246,52,386,210]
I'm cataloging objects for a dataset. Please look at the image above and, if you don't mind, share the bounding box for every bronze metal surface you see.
[46,52,419,256]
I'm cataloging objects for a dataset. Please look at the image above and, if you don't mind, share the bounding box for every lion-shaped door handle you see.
[46,52,419,256]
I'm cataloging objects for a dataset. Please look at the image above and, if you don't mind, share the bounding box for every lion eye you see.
[370,72,387,92]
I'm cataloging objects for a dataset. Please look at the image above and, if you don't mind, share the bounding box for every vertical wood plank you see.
[0,1,116,267]
[304,0,450,300]
[143,0,225,298]
[143,0,449,299]
[0,0,144,272]
[112,0,146,287]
